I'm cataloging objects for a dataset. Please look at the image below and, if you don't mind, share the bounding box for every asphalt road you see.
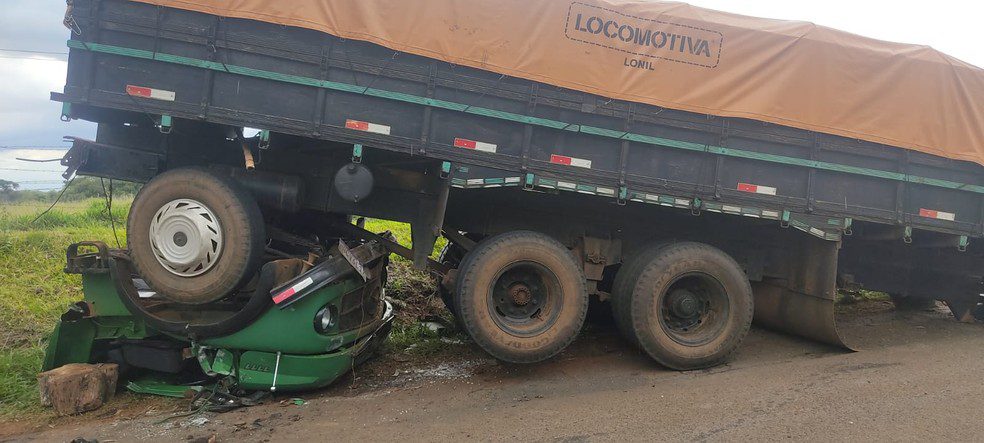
[15,301,984,442]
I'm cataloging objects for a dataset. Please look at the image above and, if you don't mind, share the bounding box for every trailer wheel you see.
[611,241,674,346]
[628,242,753,370]
[455,231,588,363]
[127,167,266,304]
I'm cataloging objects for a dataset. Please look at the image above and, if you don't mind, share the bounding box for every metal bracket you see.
[352,143,363,163]
[65,241,110,274]
[691,197,702,216]
[337,240,369,281]
[903,226,913,244]
[524,173,535,190]
[159,114,172,134]
[843,218,853,236]
[442,229,477,252]
[440,161,451,179]
[258,130,271,150]
[61,102,73,122]
[780,210,791,228]
[958,235,969,252]
[270,351,282,392]
[617,185,628,206]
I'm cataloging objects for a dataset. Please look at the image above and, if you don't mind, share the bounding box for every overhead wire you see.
[0,146,70,150]
[30,178,75,224]
[15,157,62,163]
[0,55,67,62]
[0,168,65,173]
[100,178,122,248]
[0,48,69,56]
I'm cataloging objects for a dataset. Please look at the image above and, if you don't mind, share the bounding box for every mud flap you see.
[752,283,855,350]
[751,234,857,351]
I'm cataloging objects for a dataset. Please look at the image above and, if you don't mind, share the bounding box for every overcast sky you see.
[2,0,983,188]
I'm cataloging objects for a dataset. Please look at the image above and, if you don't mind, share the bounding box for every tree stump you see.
[38,363,118,416]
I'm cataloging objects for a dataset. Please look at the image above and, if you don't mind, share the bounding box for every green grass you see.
[0,200,449,418]
[362,219,459,356]
[0,198,128,417]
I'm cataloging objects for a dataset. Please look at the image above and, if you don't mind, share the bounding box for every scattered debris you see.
[421,321,447,335]
[383,295,409,310]
[388,359,488,386]
[186,434,217,443]
[279,398,307,406]
[181,416,210,428]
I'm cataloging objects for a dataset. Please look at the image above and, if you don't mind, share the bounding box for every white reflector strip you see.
[345,119,391,135]
[737,182,777,196]
[454,138,498,153]
[919,208,956,221]
[126,85,175,102]
[550,154,592,169]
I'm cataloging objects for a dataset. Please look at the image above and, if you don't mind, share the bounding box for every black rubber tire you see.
[454,231,588,363]
[611,241,674,346]
[628,242,753,370]
[127,167,266,304]
[890,294,936,311]
[111,257,279,338]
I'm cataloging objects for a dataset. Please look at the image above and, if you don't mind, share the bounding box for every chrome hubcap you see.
[149,198,222,277]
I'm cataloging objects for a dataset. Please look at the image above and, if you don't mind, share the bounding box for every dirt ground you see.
[6,300,984,442]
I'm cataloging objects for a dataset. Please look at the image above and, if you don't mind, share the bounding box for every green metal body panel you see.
[237,349,355,391]
[42,320,96,371]
[200,279,369,355]
[42,273,152,371]
[45,261,391,393]
[83,272,143,317]
[126,378,203,398]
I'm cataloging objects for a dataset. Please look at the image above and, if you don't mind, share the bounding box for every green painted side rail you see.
[67,40,984,195]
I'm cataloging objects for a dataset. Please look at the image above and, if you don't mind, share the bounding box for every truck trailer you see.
[45,0,984,384]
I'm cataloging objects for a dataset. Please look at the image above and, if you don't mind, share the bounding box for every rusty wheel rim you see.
[657,272,730,346]
[486,261,563,338]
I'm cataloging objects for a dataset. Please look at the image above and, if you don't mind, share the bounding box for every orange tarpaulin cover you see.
[133,0,984,166]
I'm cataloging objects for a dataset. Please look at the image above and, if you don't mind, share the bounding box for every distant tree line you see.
[0,177,142,202]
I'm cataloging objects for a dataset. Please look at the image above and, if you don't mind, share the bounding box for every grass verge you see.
[0,199,128,417]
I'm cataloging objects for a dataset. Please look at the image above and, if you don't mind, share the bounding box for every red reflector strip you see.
[125,84,175,101]
[345,119,391,135]
[550,154,592,169]
[737,182,777,196]
[272,288,295,304]
[919,208,956,221]
[453,138,497,153]
[272,277,314,304]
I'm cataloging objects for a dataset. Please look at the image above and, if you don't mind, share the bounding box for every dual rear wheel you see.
[452,233,752,369]
[612,242,753,370]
